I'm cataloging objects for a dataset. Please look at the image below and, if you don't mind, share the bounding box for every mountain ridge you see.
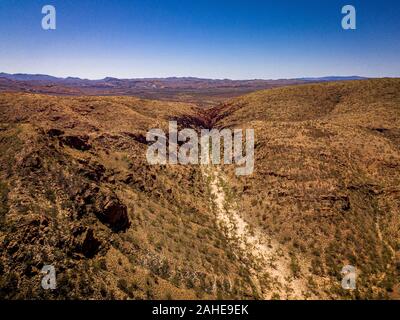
[0,72,368,82]
[0,73,370,107]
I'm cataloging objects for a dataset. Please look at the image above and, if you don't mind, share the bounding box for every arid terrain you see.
[0,74,363,107]
[0,78,399,299]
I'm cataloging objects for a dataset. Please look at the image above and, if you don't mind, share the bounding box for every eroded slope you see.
[0,94,256,299]
[210,79,400,299]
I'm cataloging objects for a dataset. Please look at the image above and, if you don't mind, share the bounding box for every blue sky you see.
[0,0,399,79]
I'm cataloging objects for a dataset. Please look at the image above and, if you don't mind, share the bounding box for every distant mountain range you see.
[0,72,370,106]
[0,73,63,81]
[0,72,368,83]
[295,76,367,81]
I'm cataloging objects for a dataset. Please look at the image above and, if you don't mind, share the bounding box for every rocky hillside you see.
[0,79,399,299]
[210,79,400,299]
[0,94,255,299]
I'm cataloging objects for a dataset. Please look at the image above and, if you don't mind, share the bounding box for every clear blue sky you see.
[0,0,399,79]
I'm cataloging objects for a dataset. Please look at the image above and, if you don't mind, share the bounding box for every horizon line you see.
[0,71,379,82]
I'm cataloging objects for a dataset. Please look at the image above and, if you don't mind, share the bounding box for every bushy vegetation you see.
[0,79,399,299]
[216,79,400,299]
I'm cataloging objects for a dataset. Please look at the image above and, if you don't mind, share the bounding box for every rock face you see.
[71,226,101,258]
[47,128,65,137]
[124,132,148,145]
[77,159,106,182]
[71,183,131,232]
[95,194,130,232]
[61,135,91,151]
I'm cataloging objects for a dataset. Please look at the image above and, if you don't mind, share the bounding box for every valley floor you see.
[203,166,312,299]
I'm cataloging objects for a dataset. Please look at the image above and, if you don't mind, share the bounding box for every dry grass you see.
[212,79,400,299]
[0,78,399,299]
[0,93,256,300]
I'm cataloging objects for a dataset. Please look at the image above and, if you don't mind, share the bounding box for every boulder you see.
[61,135,91,151]
[47,128,65,137]
[95,194,130,232]
[71,226,101,258]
